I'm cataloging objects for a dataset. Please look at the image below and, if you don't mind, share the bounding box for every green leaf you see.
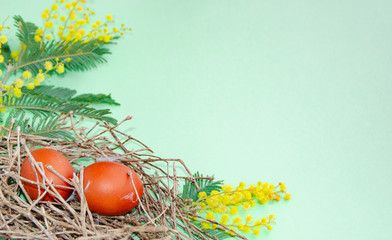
[13,39,110,76]
[182,172,224,202]
[13,15,39,46]
[177,220,232,240]
[0,43,12,65]
[71,93,120,105]
[29,85,77,101]
[1,110,75,140]
[2,91,118,125]
[190,221,232,240]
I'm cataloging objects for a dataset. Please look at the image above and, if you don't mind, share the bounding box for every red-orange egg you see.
[20,148,75,202]
[80,161,143,216]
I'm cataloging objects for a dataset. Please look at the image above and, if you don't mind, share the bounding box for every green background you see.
[2,0,392,239]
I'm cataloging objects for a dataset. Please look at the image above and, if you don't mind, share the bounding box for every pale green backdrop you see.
[2,0,392,239]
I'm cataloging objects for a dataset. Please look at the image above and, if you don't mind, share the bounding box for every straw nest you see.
[0,114,245,240]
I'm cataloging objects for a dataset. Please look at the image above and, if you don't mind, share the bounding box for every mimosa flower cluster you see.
[189,182,290,237]
[34,0,131,44]
[0,0,130,112]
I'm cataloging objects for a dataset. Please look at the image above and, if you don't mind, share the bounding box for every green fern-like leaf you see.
[182,172,224,201]
[71,93,120,105]
[176,220,231,240]
[25,85,119,106]
[31,85,77,100]
[1,110,75,140]
[191,221,232,240]
[13,15,39,47]
[2,91,117,124]
[0,43,12,66]
[10,38,110,76]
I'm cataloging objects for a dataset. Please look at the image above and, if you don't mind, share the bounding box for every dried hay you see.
[0,114,246,240]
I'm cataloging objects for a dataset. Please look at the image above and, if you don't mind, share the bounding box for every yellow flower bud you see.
[229,206,238,215]
[13,87,22,98]
[222,184,233,192]
[56,63,65,74]
[232,216,241,224]
[0,35,8,44]
[33,79,41,86]
[74,32,82,41]
[227,227,236,236]
[42,12,50,20]
[198,191,207,198]
[219,214,230,224]
[201,222,210,229]
[44,61,53,71]
[242,202,251,211]
[284,193,291,200]
[103,34,110,42]
[244,214,253,223]
[36,73,45,82]
[27,83,35,90]
[14,79,24,88]
[243,226,251,233]
[22,70,32,79]
[45,21,54,28]
[206,211,215,220]
[70,11,77,21]
[52,3,59,11]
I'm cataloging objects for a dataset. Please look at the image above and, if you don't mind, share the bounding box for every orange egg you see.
[20,148,75,202]
[80,161,144,216]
